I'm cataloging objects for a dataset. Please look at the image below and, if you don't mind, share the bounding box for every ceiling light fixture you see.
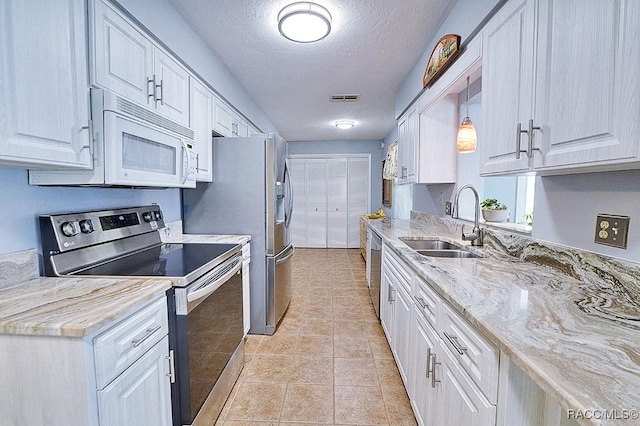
[335,120,354,130]
[278,2,332,43]
[457,76,477,153]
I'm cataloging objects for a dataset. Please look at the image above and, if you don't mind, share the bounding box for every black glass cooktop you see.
[74,243,239,278]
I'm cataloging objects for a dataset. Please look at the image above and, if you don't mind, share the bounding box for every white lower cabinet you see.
[0,296,172,426]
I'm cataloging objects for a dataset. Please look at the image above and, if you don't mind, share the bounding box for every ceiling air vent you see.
[330,94,360,102]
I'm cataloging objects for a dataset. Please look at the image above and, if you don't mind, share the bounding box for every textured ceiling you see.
[168,0,458,141]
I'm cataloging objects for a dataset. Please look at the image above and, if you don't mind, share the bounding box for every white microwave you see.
[29,89,196,188]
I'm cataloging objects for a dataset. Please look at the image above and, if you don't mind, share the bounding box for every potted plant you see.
[480,198,508,222]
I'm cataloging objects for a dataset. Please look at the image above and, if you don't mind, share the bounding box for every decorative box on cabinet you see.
[92,0,190,127]
[0,0,92,169]
[481,0,640,176]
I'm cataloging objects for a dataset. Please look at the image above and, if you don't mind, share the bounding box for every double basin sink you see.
[399,237,481,259]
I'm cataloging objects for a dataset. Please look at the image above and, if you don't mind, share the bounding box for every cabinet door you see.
[235,117,249,137]
[92,0,154,107]
[405,108,417,183]
[480,0,535,175]
[392,283,413,388]
[213,96,234,137]
[305,159,327,248]
[190,78,214,182]
[380,269,395,341]
[153,49,190,126]
[289,159,307,247]
[0,0,92,169]
[326,158,348,248]
[436,344,496,426]
[348,158,370,248]
[98,337,172,426]
[533,0,640,171]
[410,314,440,426]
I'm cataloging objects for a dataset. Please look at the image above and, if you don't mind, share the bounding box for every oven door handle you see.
[187,258,242,303]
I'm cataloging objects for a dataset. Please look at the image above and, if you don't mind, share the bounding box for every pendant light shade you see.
[278,2,332,43]
[457,76,477,153]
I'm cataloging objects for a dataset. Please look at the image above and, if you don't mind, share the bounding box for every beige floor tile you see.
[299,318,333,336]
[334,385,388,425]
[333,305,365,321]
[381,386,418,425]
[369,334,394,359]
[334,335,373,358]
[334,358,379,386]
[275,317,302,335]
[332,319,366,337]
[364,320,386,338]
[244,335,263,354]
[280,384,334,423]
[222,421,278,426]
[296,335,333,357]
[226,382,286,422]
[289,356,333,385]
[243,354,293,383]
[375,358,405,387]
[301,305,333,320]
[256,333,298,355]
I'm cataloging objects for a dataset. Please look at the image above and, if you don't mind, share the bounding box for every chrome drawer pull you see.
[131,325,162,348]
[166,350,176,383]
[426,347,432,378]
[415,296,428,310]
[443,331,468,355]
[430,353,440,388]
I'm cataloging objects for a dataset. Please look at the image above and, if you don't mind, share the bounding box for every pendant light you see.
[457,76,477,153]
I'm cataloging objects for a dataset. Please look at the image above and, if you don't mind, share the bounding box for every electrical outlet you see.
[594,214,630,249]
[445,202,452,216]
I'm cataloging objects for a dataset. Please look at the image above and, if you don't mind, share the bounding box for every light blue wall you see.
[116,0,277,133]
[395,0,501,117]
[288,140,385,211]
[0,167,181,255]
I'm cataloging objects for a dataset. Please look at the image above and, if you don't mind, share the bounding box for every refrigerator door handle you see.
[276,246,295,265]
[284,159,294,228]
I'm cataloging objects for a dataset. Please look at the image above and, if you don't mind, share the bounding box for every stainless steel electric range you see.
[39,205,244,426]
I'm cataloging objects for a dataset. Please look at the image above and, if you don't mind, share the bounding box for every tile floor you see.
[215,248,417,425]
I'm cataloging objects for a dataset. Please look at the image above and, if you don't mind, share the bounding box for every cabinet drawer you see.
[383,247,412,293]
[94,297,168,389]
[414,278,440,329]
[440,303,499,404]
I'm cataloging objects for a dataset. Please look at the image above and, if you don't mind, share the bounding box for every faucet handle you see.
[461,225,484,246]
[461,225,476,242]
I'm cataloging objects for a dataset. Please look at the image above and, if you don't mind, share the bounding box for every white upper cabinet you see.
[397,106,417,184]
[92,0,189,126]
[0,0,92,169]
[190,77,213,182]
[481,0,640,175]
[213,95,234,137]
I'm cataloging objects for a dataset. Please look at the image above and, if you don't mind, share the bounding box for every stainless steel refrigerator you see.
[182,133,293,335]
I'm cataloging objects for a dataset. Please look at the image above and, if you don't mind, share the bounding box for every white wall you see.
[288,140,384,211]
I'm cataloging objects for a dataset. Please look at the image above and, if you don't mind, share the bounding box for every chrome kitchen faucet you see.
[452,184,484,246]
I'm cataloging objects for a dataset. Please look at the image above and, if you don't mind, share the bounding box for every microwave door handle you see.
[181,140,191,185]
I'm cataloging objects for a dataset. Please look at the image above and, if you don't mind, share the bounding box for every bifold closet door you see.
[289,159,307,247]
[305,159,327,248]
[326,158,348,248]
[348,157,369,248]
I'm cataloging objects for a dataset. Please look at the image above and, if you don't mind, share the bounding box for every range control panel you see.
[40,205,165,253]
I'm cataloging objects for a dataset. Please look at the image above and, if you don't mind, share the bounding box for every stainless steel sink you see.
[415,249,480,259]
[399,237,461,251]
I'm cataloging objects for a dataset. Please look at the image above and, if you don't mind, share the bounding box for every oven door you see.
[103,111,196,188]
[170,254,244,426]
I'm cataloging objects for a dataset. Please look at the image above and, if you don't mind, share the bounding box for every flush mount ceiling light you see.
[457,76,477,153]
[335,120,354,129]
[278,2,332,43]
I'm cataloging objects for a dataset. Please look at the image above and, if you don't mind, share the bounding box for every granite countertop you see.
[0,277,171,337]
[368,217,640,426]
[0,230,250,339]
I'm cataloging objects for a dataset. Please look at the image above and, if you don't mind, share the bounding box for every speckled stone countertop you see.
[0,277,171,337]
[368,215,640,426]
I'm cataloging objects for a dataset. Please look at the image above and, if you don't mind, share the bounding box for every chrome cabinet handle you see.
[515,122,528,159]
[388,284,395,302]
[148,75,156,101]
[415,296,428,310]
[166,349,176,383]
[132,324,162,347]
[443,331,468,355]
[527,119,541,157]
[430,353,441,388]
[426,347,432,378]
[155,79,163,105]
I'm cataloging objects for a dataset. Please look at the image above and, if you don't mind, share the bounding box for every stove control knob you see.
[79,219,94,234]
[61,221,78,237]
[142,212,153,222]
[153,210,162,221]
